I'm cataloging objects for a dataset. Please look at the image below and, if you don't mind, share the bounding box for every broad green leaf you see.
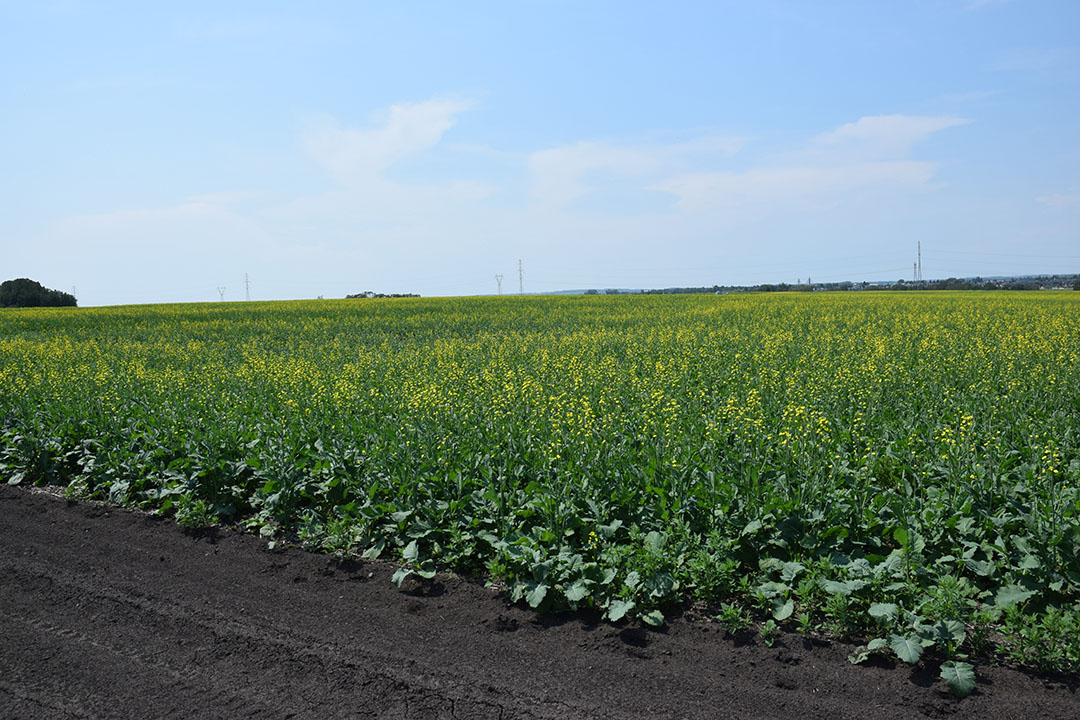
[772,597,794,621]
[780,561,805,583]
[756,581,789,599]
[390,567,412,588]
[940,661,976,698]
[644,531,666,553]
[402,539,419,563]
[911,532,926,554]
[598,519,622,538]
[820,579,853,596]
[741,519,763,536]
[624,571,641,590]
[564,579,590,602]
[935,619,967,644]
[868,602,899,623]
[965,558,995,577]
[994,584,1035,609]
[607,599,635,622]
[642,610,665,626]
[644,571,675,598]
[889,634,924,664]
[867,638,888,651]
[361,538,385,559]
[525,583,548,608]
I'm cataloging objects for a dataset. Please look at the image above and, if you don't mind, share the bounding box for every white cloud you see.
[529,115,966,218]
[812,115,971,158]
[302,99,472,186]
[527,135,745,211]
[654,161,938,215]
[34,103,977,304]
[1037,192,1080,210]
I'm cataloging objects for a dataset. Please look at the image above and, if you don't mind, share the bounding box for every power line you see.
[494,274,504,295]
[518,259,524,294]
[217,286,226,301]
[244,273,251,301]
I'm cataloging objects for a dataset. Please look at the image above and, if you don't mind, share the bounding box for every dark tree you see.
[0,278,77,308]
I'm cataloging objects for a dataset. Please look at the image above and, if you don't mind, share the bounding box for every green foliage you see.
[0,278,76,308]
[940,661,976,698]
[1,291,1078,681]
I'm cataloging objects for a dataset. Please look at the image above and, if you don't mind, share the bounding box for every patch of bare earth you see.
[1,484,1077,719]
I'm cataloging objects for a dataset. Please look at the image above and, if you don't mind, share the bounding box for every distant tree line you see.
[637,274,1080,295]
[0,278,77,308]
[346,291,421,299]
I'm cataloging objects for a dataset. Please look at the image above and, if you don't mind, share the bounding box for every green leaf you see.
[742,519,763,536]
[868,602,899,623]
[756,581,788,599]
[598,519,622,539]
[564,579,590,602]
[965,558,995,576]
[645,571,675,598]
[390,567,412,588]
[772,597,794,621]
[893,527,909,547]
[780,561,805,583]
[848,649,869,665]
[994,584,1035,609]
[889,634,924,664]
[935,619,967,644]
[525,582,548,608]
[361,538,385,559]
[402,539,419,564]
[820,579,853,596]
[607,599,635,622]
[642,610,665,627]
[624,570,641,590]
[644,530,666,553]
[867,637,888,651]
[940,661,976,698]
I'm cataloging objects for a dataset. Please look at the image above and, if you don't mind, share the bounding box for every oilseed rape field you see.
[2,292,1078,682]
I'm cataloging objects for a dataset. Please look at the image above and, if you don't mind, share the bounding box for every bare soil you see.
[1,484,1077,719]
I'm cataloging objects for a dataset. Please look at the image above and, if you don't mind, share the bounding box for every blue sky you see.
[2,1,1078,305]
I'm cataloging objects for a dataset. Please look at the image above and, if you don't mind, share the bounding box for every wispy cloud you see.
[302,99,473,186]
[36,102,976,303]
[1037,192,1080,210]
[812,115,971,157]
[527,135,745,211]
[654,161,938,215]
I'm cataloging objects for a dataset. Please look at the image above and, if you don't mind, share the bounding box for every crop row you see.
[2,292,1078,680]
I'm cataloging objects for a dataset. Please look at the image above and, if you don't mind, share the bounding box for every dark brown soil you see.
[2,484,1077,719]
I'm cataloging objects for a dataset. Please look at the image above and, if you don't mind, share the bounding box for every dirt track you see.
[1,484,1077,719]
